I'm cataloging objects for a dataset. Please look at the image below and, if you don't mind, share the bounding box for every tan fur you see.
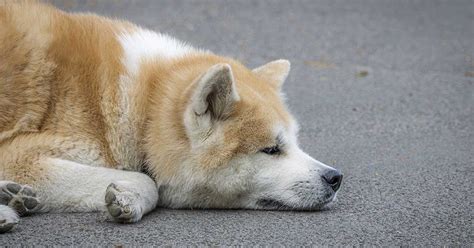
[143,54,290,180]
[0,2,290,191]
[0,2,133,184]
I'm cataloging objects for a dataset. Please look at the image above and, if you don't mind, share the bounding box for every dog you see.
[0,1,342,233]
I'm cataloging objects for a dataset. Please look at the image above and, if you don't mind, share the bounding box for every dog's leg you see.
[39,158,158,223]
[0,134,158,226]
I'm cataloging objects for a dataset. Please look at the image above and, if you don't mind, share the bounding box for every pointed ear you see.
[190,63,240,121]
[252,59,290,89]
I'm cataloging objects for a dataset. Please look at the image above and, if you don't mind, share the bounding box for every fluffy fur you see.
[0,2,342,233]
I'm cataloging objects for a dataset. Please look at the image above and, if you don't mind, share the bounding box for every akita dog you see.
[0,2,343,233]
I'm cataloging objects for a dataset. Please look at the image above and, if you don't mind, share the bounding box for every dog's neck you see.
[138,53,225,182]
[113,27,203,172]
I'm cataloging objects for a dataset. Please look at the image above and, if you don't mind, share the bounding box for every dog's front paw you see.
[105,183,143,223]
[0,181,40,216]
[0,205,19,233]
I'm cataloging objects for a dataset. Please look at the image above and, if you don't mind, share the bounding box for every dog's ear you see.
[253,59,290,89]
[189,63,240,122]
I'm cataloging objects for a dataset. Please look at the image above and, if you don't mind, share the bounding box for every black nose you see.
[322,169,343,191]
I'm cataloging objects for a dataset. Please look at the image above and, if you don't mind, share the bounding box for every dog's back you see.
[0,3,134,165]
[0,2,55,142]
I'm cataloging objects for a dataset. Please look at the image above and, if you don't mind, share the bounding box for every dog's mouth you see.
[256,195,335,211]
[256,198,293,210]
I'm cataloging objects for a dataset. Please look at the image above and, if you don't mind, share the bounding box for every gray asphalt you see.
[2,0,473,246]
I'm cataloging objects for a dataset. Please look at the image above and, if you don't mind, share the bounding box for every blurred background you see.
[5,0,472,246]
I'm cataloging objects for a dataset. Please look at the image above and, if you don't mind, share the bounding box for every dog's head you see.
[146,57,342,210]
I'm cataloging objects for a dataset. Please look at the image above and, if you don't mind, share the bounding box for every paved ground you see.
[1,0,473,246]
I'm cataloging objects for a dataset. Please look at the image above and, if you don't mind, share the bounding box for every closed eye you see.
[260,146,281,155]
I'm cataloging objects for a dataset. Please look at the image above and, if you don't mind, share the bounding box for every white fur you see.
[38,158,157,216]
[160,108,339,210]
[0,205,18,222]
[246,122,336,209]
[0,205,19,233]
[118,28,199,76]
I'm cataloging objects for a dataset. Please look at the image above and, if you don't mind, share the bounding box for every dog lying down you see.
[0,2,342,233]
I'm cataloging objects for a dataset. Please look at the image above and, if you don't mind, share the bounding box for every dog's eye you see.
[261,146,281,155]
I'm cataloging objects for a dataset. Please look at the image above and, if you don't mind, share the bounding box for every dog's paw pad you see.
[6,183,21,194]
[105,183,142,223]
[0,205,19,233]
[0,182,40,216]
